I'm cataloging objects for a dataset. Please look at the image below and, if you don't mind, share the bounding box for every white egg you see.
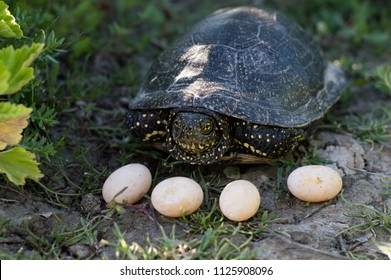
[219,180,261,222]
[102,163,152,204]
[151,177,203,217]
[287,165,343,202]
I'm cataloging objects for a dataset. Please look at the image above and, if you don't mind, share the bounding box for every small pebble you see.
[80,193,102,215]
[223,166,241,180]
[68,244,91,259]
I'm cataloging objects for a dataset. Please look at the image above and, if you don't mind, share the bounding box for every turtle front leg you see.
[233,121,306,160]
[127,110,169,142]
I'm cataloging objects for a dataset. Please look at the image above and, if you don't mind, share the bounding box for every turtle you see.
[127,6,345,165]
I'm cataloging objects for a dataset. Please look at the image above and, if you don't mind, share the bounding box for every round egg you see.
[151,177,204,217]
[219,180,261,222]
[287,165,343,203]
[102,163,152,204]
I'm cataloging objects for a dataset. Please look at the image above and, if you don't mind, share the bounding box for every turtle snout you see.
[170,112,218,154]
[165,110,232,164]
[173,125,210,153]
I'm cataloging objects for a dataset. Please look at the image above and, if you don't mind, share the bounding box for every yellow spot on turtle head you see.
[143,130,166,141]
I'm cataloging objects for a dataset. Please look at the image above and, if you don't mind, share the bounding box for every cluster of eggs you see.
[102,163,342,221]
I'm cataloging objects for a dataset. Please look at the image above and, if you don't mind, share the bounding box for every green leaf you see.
[377,64,391,92]
[0,1,23,37]
[0,62,10,93]
[0,43,44,95]
[0,102,32,150]
[0,146,43,186]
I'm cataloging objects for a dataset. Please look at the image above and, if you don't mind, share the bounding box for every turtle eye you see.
[173,118,181,130]
[200,120,213,135]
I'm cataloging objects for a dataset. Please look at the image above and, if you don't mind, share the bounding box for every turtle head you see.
[166,109,232,164]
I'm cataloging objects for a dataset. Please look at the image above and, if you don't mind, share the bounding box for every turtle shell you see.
[131,7,345,127]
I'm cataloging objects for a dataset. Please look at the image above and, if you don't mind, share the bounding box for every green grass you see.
[0,215,103,259]
[1,0,391,260]
[380,177,391,198]
[101,222,259,260]
[338,108,391,150]
[337,201,391,236]
[344,176,391,236]
[335,182,391,259]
